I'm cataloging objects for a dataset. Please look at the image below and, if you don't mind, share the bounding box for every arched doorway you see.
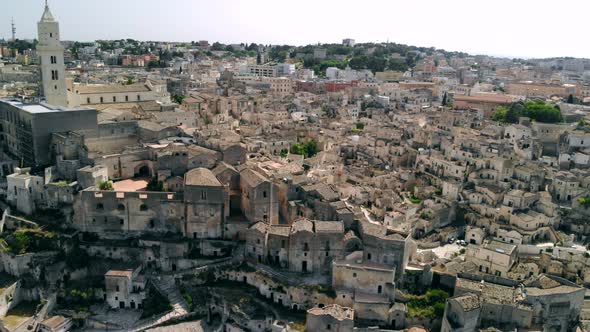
[134,164,151,178]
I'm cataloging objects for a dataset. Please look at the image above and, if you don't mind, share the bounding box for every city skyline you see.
[2,0,590,59]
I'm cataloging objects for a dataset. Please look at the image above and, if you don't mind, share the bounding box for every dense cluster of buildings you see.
[1,3,590,332]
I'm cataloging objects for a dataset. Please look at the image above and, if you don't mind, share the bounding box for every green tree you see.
[172,95,185,104]
[98,181,113,191]
[387,59,409,72]
[441,92,448,106]
[66,245,90,270]
[506,102,526,123]
[211,42,225,51]
[578,196,590,208]
[290,139,319,158]
[524,100,562,123]
[146,177,164,192]
[290,144,306,156]
[492,106,508,122]
[305,140,318,157]
[147,60,166,69]
[492,101,562,124]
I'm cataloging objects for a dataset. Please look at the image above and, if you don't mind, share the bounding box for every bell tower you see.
[36,1,68,107]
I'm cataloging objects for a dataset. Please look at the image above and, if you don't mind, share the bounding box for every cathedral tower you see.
[36,1,68,107]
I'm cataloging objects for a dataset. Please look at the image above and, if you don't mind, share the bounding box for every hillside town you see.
[2,3,590,332]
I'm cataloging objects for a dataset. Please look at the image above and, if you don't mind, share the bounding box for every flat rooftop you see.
[113,178,149,192]
[0,98,92,114]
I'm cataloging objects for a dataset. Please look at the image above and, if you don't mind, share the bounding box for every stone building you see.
[358,221,413,278]
[244,218,345,273]
[184,168,225,239]
[306,304,354,332]
[332,252,396,301]
[78,188,184,235]
[240,168,279,224]
[6,168,45,215]
[287,219,344,274]
[443,274,584,332]
[104,267,146,310]
[465,240,517,277]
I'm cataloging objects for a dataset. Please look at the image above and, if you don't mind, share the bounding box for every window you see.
[113,96,117,102]
[96,203,104,210]
[87,97,91,104]
[367,253,372,260]
[117,204,125,211]
[100,97,104,103]
[140,204,148,211]
[137,95,141,101]
[116,285,119,292]
[263,190,267,198]
[125,95,129,102]
[201,191,207,200]
[120,219,124,225]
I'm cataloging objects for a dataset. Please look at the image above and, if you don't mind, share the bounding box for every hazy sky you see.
[2,0,589,59]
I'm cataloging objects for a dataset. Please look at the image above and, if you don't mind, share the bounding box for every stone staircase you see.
[130,276,190,331]
[157,275,190,316]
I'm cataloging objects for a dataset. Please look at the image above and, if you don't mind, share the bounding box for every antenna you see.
[11,18,16,41]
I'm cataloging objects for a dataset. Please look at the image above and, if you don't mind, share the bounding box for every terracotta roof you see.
[105,269,133,278]
[138,120,166,132]
[249,221,268,233]
[185,168,222,187]
[268,225,291,237]
[212,162,238,177]
[75,84,151,95]
[240,168,267,187]
[314,220,344,233]
[454,93,516,104]
[290,218,314,234]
